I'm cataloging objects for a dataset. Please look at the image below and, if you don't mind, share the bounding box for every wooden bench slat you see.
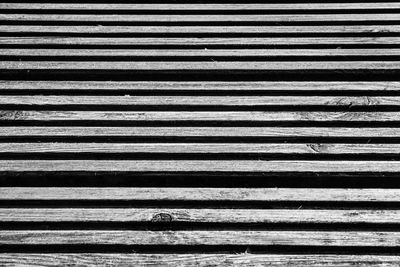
[1,208,399,223]
[1,81,398,91]
[0,127,397,138]
[2,25,399,34]
[1,111,399,121]
[2,3,400,10]
[1,143,399,154]
[1,14,398,22]
[1,160,400,172]
[2,37,399,45]
[2,230,400,246]
[1,188,398,202]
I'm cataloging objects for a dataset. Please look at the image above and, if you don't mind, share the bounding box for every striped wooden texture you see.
[1,1,400,266]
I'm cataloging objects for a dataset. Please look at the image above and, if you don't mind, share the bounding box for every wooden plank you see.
[2,49,400,57]
[2,96,400,106]
[2,230,400,246]
[2,61,399,70]
[1,111,399,121]
[1,208,399,223]
[1,188,398,202]
[1,37,399,46]
[0,254,399,267]
[1,143,400,154]
[1,160,400,172]
[2,3,400,10]
[1,81,399,91]
[1,14,398,22]
[0,127,398,138]
[2,25,399,34]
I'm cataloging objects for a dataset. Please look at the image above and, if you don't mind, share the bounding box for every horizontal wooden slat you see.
[1,160,400,172]
[2,230,400,246]
[1,111,399,121]
[0,127,398,138]
[0,96,398,106]
[2,3,400,10]
[1,14,398,22]
[1,81,398,91]
[2,25,399,34]
[1,37,399,45]
[1,188,397,202]
[2,49,400,57]
[2,61,399,70]
[1,254,399,266]
[1,208,398,223]
[1,143,400,154]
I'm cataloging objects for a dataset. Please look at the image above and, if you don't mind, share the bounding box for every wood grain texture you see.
[1,208,399,223]
[1,81,398,91]
[2,25,399,34]
[1,37,399,46]
[1,188,398,202]
[1,143,400,154]
[1,14,398,22]
[2,230,400,246]
[0,127,398,137]
[1,111,399,121]
[1,160,400,172]
[1,254,399,267]
[2,3,400,10]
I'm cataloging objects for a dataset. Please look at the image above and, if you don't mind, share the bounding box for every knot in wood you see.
[151,213,173,223]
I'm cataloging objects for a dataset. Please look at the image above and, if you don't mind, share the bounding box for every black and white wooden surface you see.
[1,1,400,266]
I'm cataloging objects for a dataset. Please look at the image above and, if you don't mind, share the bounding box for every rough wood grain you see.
[1,160,400,172]
[1,81,398,91]
[2,3,400,10]
[1,188,397,202]
[0,96,399,106]
[1,208,399,223]
[0,127,398,138]
[1,37,399,46]
[2,230,400,246]
[1,111,399,121]
[1,14,398,22]
[2,25,399,34]
[1,143,400,154]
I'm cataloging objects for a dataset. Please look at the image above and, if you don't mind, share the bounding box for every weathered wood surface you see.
[2,230,400,246]
[1,160,400,172]
[1,254,399,267]
[1,208,399,223]
[0,127,398,138]
[1,96,399,106]
[2,3,400,10]
[2,188,397,202]
[1,14,398,22]
[2,26,400,34]
[1,81,398,91]
[1,143,400,154]
[1,111,399,121]
[1,37,399,46]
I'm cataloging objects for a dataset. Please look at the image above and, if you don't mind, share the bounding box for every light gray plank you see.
[2,96,399,106]
[0,127,398,138]
[1,25,399,34]
[1,188,397,202]
[1,37,399,45]
[1,208,399,223]
[2,230,400,246]
[1,81,398,91]
[2,3,400,10]
[1,143,400,154]
[1,111,399,121]
[0,14,398,22]
[1,160,400,172]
